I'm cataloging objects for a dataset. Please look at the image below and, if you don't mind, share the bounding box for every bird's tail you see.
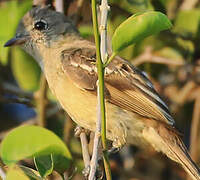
[158,126,200,180]
[143,122,200,180]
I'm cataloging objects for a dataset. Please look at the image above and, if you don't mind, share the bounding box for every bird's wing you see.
[61,47,175,126]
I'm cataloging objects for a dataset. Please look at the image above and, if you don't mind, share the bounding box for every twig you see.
[90,0,112,179]
[63,115,74,144]
[55,0,64,13]
[0,161,6,180]
[99,0,109,63]
[89,84,101,180]
[189,88,200,161]
[80,132,91,172]
[186,88,200,180]
[33,0,46,6]
[0,96,33,107]
[73,0,84,25]
[1,82,33,99]
[99,0,112,179]
[0,168,5,180]
[90,0,104,179]
[34,74,48,127]
[170,81,196,105]
[132,47,184,67]
[180,0,198,10]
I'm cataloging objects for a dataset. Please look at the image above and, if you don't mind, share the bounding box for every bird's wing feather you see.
[61,47,175,126]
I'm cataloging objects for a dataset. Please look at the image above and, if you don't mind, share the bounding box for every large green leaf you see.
[112,11,172,53]
[0,125,72,165]
[11,47,41,91]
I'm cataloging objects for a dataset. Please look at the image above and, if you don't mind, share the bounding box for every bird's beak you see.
[4,35,28,47]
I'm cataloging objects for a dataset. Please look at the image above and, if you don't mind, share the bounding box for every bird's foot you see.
[74,126,87,137]
[82,165,90,179]
[82,165,103,179]
[108,146,121,154]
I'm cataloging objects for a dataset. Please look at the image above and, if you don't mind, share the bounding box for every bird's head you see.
[4,6,78,54]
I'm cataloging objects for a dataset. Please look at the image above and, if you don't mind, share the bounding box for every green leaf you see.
[112,11,172,53]
[34,155,53,178]
[34,154,71,178]
[0,125,72,165]
[0,0,32,65]
[52,154,71,174]
[173,9,200,38]
[11,47,41,91]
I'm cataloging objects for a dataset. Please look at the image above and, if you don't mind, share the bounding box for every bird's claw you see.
[82,165,103,179]
[108,146,121,154]
[82,165,90,178]
[74,126,85,137]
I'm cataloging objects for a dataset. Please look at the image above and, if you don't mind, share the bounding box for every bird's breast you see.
[42,50,149,148]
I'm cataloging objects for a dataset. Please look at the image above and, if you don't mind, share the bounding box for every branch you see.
[0,161,6,180]
[189,88,200,161]
[33,0,46,6]
[90,0,111,179]
[0,96,33,107]
[99,0,112,179]
[180,0,198,10]
[132,47,184,67]
[99,0,109,63]
[80,131,91,170]
[34,74,48,127]
[1,82,33,99]
[89,83,101,180]
[55,0,64,13]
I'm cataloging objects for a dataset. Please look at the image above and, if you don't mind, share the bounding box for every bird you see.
[4,5,200,180]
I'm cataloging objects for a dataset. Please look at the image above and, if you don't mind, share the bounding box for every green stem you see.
[91,0,112,179]
[104,52,117,67]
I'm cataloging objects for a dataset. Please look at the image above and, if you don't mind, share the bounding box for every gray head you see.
[4,6,79,49]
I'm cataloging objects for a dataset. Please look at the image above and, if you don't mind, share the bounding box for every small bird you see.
[4,6,200,180]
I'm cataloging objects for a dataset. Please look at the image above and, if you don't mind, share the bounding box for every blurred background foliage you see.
[0,0,200,179]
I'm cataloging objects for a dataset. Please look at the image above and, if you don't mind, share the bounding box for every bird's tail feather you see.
[159,127,200,180]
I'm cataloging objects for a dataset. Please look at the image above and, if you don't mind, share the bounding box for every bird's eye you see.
[34,20,48,31]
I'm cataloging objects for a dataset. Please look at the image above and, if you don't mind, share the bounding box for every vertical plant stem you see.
[92,0,112,180]
[99,0,109,63]
[187,88,200,180]
[33,0,46,6]
[35,74,48,127]
[55,0,64,13]
[0,168,5,180]
[190,88,200,160]
[99,0,112,179]
[89,85,101,179]
[91,0,112,179]
[80,132,91,170]
[0,161,6,180]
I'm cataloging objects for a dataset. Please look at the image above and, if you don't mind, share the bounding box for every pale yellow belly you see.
[46,70,148,148]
